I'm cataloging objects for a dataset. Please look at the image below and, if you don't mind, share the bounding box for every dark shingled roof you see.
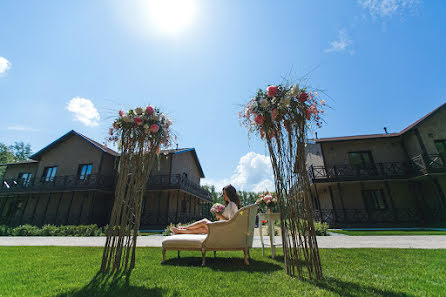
[314,102,446,143]
[0,160,38,166]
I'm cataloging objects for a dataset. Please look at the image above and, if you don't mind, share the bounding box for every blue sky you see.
[1,0,445,191]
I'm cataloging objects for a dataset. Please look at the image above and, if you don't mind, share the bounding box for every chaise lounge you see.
[161,204,259,266]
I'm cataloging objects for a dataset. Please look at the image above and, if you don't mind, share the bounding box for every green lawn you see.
[1,247,445,297]
[330,230,446,236]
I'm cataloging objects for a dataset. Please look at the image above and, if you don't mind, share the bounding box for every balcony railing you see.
[147,174,211,201]
[308,162,413,181]
[0,174,115,193]
[411,154,445,173]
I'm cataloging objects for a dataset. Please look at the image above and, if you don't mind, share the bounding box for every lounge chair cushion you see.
[162,234,207,249]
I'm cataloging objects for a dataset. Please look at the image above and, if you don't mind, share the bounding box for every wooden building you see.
[0,130,211,229]
[307,103,446,227]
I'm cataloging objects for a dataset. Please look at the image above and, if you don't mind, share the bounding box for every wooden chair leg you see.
[161,248,166,264]
[214,251,217,258]
[201,248,206,266]
[177,250,180,259]
[244,248,249,265]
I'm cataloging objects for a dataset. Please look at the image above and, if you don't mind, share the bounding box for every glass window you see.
[42,166,57,182]
[78,164,93,180]
[435,140,446,164]
[349,151,374,169]
[17,173,32,186]
[363,190,387,210]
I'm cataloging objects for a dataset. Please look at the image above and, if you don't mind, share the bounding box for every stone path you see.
[1,235,446,249]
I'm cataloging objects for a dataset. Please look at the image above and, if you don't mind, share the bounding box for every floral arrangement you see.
[256,192,278,209]
[107,105,173,149]
[239,84,325,139]
[210,203,225,214]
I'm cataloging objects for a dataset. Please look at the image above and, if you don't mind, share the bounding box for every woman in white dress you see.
[169,184,241,234]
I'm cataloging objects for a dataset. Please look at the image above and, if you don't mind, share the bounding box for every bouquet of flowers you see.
[255,192,278,211]
[210,203,225,214]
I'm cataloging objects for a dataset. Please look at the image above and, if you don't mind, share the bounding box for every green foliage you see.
[0,224,105,236]
[314,221,329,236]
[0,141,33,180]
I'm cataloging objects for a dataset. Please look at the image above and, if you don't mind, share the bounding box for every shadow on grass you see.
[162,256,282,272]
[312,277,414,297]
[56,271,173,297]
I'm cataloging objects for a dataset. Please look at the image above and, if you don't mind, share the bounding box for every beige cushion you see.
[162,234,207,249]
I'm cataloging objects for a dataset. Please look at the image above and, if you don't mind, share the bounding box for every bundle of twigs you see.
[101,106,172,272]
[240,84,324,279]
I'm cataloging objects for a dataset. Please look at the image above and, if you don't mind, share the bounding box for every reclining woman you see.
[170,184,241,234]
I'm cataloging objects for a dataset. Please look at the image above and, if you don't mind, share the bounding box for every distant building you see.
[307,103,446,227]
[0,130,211,229]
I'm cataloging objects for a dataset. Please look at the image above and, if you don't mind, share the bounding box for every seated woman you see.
[170,184,241,234]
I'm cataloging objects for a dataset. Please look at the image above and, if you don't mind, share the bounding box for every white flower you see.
[281,97,291,107]
[290,84,299,96]
[260,98,269,108]
[135,107,143,115]
[122,116,133,123]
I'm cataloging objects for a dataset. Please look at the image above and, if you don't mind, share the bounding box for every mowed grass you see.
[330,230,446,236]
[1,247,445,297]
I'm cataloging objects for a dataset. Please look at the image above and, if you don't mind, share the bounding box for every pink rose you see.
[254,114,265,125]
[134,117,143,126]
[108,128,114,135]
[320,99,325,106]
[298,92,308,103]
[146,106,155,115]
[267,85,278,98]
[271,108,278,121]
[119,110,124,117]
[150,124,160,133]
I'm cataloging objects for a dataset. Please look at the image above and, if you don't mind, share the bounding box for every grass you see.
[330,230,446,236]
[1,247,446,296]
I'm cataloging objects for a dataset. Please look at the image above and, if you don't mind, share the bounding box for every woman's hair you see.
[222,184,241,208]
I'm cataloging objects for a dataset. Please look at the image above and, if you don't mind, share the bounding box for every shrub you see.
[0,225,12,236]
[12,224,41,236]
[314,221,329,236]
[1,224,106,236]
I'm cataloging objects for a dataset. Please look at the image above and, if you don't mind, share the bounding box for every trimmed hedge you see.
[0,224,107,236]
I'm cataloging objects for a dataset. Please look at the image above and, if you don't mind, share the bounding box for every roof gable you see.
[30,130,119,160]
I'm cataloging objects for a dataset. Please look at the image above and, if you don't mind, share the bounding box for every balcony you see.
[0,174,115,194]
[308,162,414,182]
[411,154,446,174]
[147,174,211,201]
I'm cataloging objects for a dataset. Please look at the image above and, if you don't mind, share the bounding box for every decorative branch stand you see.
[101,106,171,273]
[240,84,324,279]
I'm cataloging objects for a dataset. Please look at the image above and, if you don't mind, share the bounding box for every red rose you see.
[267,85,278,98]
[134,117,143,126]
[146,106,155,115]
[298,92,308,103]
[254,114,265,125]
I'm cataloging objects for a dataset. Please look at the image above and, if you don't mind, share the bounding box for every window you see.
[362,190,387,210]
[78,164,93,180]
[435,140,446,164]
[182,172,188,180]
[348,151,374,169]
[42,166,57,182]
[17,173,32,186]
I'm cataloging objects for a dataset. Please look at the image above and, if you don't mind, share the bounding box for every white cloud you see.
[7,126,40,132]
[66,97,100,127]
[0,57,11,74]
[325,29,354,55]
[203,152,275,192]
[358,0,421,18]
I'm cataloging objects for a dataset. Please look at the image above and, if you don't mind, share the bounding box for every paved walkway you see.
[1,235,446,249]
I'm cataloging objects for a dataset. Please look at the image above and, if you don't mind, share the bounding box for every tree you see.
[0,144,15,180]
[9,141,32,161]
